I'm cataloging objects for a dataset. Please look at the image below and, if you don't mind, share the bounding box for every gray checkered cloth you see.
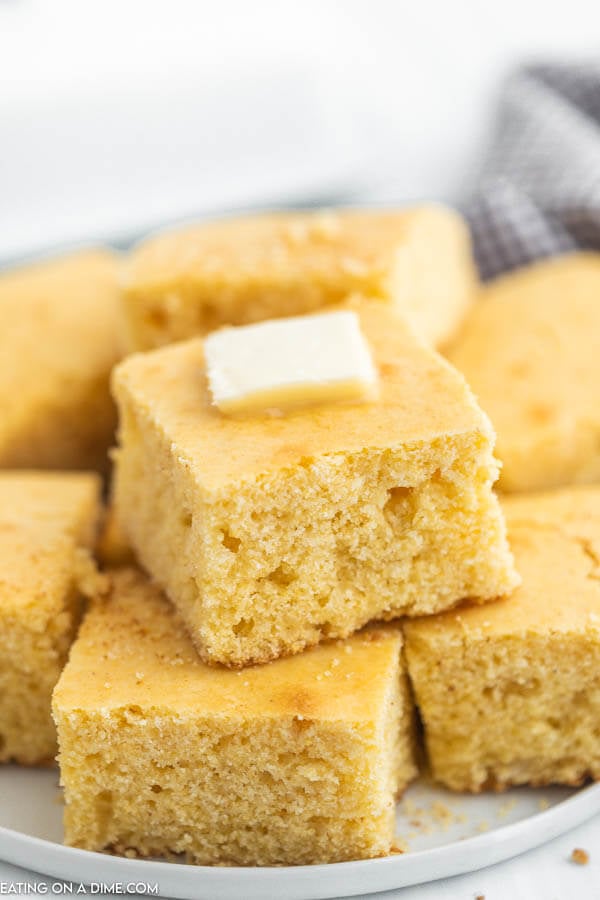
[465,62,600,280]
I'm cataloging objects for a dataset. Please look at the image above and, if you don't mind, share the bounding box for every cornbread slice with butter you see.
[0,471,102,765]
[53,568,417,865]
[120,205,476,351]
[0,249,121,472]
[112,300,517,667]
[204,310,378,414]
[447,253,600,492]
[405,486,600,792]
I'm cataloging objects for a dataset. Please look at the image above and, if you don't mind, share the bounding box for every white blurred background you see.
[0,0,598,263]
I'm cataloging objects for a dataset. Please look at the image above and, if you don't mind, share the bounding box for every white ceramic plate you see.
[1,766,599,899]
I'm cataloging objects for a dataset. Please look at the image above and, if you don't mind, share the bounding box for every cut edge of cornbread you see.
[404,486,600,792]
[53,568,418,865]
[407,630,600,792]
[0,471,104,765]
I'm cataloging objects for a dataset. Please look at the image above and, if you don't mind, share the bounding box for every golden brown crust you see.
[53,567,417,865]
[121,206,476,352]
[0,250,121,473]
[447,252,600,492]
[112,300,516,667]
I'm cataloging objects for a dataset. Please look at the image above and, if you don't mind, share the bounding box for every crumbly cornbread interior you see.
[0,471,101,764]
[112,301,517,666]
[404,486,600,791]
[0,249,121,472]
[447,252,600,492]
[120,205,476,351]
[53,568,417,865]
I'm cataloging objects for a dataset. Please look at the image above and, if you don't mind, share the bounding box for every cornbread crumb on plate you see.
[0,471,102,765]
[405,486,600,792]
[571,847,590,865]
[112,300,517,667]
[120,205,476,352]
[0,249,121,473]
[52,568,417,866]
[447,253,600,492]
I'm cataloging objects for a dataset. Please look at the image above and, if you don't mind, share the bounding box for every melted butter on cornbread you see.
[204,310,378,415]
[115,300,485,490]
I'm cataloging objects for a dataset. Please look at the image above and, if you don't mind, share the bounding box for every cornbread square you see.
[53,568,417,866]
[120,205,476,351]
[447,253,600,492]
[0,249,120,472]
[0,471,102,764]
[405,486,600,792]
[112,301,517,667]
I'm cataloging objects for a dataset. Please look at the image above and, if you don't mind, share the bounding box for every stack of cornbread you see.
[1,207,600,867]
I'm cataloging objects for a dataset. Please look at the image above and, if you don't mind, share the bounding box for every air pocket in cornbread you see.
[53,568,417,866]
[405,486,600,792]
[111,301,517,667]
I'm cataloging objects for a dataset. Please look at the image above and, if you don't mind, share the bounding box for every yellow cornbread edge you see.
[403,486,600,792]
[53,568,418,865]
[0,471,103,765]
[446,252,600,493]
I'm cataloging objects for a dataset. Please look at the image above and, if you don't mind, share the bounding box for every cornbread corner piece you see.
[404,485,600,793]
[0,471,102,765]
[0,249,121,472]
[447,252,600,492]
[112,300,517,667]
[120,204,476,352]
[53,568,417,866]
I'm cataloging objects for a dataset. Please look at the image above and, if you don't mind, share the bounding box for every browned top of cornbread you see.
[404,486,600,641]
[54,568,403,721]
[112,300,492,490]
[0,471,101,621]
[123,206,464,294]
[446,253,600,490]
[0,249,120,441]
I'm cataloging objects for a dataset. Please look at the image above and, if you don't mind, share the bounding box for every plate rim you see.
[1,782,599,900]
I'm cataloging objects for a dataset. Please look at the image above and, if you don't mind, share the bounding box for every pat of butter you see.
[204,310,379,414]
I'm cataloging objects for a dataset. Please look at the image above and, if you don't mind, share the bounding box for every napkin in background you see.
[465,62,600,279]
